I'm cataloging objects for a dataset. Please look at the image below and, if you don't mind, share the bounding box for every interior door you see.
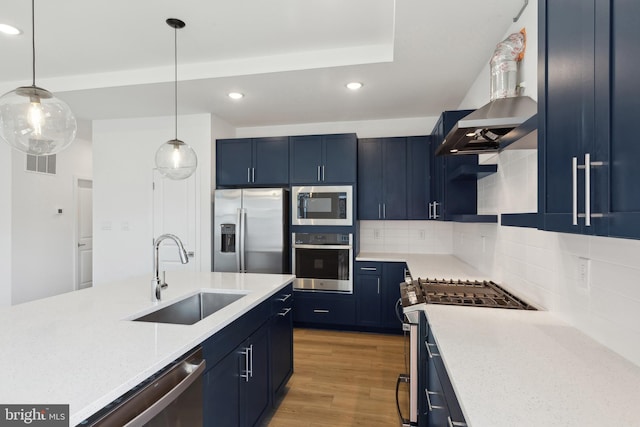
[152,169,199,273]
[76,178,93,290]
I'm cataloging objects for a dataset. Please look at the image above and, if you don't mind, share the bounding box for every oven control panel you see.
[293,233,351,246]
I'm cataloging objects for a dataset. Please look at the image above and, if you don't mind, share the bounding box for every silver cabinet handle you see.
[584,153,590,226]
[378,204,382,219]
[278,307,292,316]
[377,277,380,294]
[317,165,321,181]
[276,293,292,302]
[425,341,440,358]
[240,347,250,382]
[313,309,329,313]
[249,344,254,378]
[425,389,445,412]
[247,167,251,183]
[321,165,325,181]
[428,202,433,219]
[251,167,255,183]
[360,267,377,271]
[572,156,578,225]
[447,416,467,427]
[383,203,386,219]
[433,201,439,219]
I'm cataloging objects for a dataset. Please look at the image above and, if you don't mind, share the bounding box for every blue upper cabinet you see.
[216,137,289,188]
[358,138,407,220]
[407,136,432,219]
[289,134,357,184]
[539,0,640,238]
[431,111,494,222]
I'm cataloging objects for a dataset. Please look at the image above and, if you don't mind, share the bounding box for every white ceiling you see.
[0,0,526,127]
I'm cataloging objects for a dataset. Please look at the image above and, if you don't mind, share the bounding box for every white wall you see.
[92,114,213,285]
[11,121,93,304]
[236,117,439,139]
[0,142,11,307]
[452,0,640,367]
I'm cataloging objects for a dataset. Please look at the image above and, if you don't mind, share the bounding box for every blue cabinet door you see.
[539,0,599,235]
[356,274,382,326]
[381,262,405,330]
[322,134,357,183]
[290,134,357,184]
[289,135,323,184]
[270,287,293,396]
[407,136,432,219]
[253,137,289,185]
[382,138,408,219]
[357,139,383,219]
[204,346,241,427]
[242,323,270,427]
[604,0,640,239]
[357,137,407,219]
[216,138,252,187]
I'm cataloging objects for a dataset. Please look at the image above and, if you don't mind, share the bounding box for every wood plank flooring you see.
[262,328,409,427]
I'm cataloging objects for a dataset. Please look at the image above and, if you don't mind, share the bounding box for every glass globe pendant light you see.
[0,0,77,155]
[155,18,197,180]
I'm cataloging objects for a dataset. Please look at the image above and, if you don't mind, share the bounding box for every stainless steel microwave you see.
[291,185,353,226]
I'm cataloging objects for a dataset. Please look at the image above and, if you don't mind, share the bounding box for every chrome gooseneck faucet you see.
[152,234,189,302]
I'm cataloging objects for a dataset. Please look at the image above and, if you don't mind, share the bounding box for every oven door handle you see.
[292,244,352,250]
[396,374,411,427]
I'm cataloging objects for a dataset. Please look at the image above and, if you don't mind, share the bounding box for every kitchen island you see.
[356,252,640,426]
[0,271,295,425]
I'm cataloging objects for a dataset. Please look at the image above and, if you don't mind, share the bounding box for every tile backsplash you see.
[359,220,453,254]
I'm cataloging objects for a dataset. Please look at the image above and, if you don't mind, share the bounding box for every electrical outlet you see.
[374,229,381,240]
[418,230,426,240]
[577,257,591,291]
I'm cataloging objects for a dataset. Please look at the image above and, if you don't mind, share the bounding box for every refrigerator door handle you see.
[235,208,242,272]
[239,208,247,272]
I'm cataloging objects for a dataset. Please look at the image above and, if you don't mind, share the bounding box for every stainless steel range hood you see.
[435,95,537,156]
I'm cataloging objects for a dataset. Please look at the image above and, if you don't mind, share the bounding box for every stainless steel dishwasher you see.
[81,347,206,427]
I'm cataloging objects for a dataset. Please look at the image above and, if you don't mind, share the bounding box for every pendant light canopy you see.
[0,0,76,156]
[155,18,197,180]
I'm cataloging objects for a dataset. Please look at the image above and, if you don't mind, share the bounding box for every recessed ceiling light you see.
[228,92,244,100]
[346,82,363,90]
[0,24,22,36]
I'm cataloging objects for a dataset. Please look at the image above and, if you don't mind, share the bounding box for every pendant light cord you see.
[31,0,36,87]
[174,24,178,141]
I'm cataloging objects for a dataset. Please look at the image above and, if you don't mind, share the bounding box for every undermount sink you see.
[132,291,248,325]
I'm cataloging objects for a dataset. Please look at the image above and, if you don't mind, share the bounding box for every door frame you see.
[73,175,93,290]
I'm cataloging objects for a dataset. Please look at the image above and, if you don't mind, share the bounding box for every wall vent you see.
[26,154,57,175]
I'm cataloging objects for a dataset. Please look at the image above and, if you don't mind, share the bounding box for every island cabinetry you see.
[216,137,289,187]
[270,284,294,397]
[202,285,294,427]
[293,291,356,327]
[289,134,357,184]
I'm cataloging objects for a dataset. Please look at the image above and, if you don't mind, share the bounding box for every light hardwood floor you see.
[263,328,408,427]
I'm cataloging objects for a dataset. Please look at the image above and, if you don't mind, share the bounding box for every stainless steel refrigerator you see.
[213,188,289,274]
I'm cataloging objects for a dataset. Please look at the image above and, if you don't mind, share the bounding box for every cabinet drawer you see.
[355,261,382,275]
[293,292,356,325]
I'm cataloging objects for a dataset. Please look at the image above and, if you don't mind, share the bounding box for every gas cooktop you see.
[401,278,536,310]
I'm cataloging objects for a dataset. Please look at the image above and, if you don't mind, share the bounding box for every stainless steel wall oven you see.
[292,232,353,293]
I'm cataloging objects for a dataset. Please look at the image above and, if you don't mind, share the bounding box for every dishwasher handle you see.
[124,358,206,427]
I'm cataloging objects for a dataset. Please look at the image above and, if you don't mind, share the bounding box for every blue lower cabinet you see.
[202,288,294,426]
[293,291,356,326]
[354,261,405,332]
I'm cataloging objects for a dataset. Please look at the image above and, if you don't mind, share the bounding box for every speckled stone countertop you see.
[0,271,295,425]
[356,252,640,426]
[356,252,490,281]
[426,305,640,426]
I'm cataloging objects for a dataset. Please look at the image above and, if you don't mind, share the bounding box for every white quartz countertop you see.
[0,271,295,425]
[425,304,640,426]
[356,252,489,281]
